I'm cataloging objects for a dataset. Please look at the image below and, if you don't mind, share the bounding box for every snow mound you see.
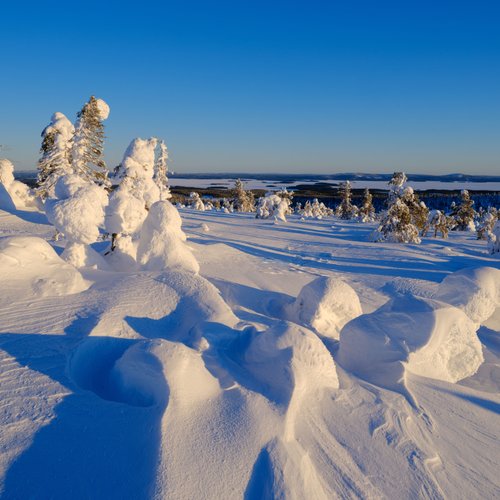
[285,276,362,339]
[0,183,16,211]
[338,295,483,384]
[435,267,500,324]
[240,322,339,406]
[137,201,199,273]
[0,236,89,304]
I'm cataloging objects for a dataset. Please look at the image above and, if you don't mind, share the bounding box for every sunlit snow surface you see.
[0,206,499,499]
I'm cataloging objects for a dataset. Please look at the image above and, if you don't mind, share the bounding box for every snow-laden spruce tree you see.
[402,187,429,233]
[451,190,476,231]
[276,188,294,215]
[189,192,206,211]
[36,112,75,199]
[230,179,255,212]
[45,174,109,267]
[106,137,163,254]
[153,139,171,200]
[336,181,358,220]
[372,172,421,243]
[358,188,375,222]
[424,210,450,238]
[71,96,110,187]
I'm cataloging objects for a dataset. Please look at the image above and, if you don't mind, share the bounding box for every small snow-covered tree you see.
[189,192,206,211]
[401,188,429,233]
[359,188,375,222]
[476,207,497,240]
[36,112,74,199]
[451,190,476,231]
[276,188,294,215]
[336,181,358,220]
[373,172,421,243]
[0,158,36,210]
[488,220,500,255]
[424,210,451,238]
[72,96,110,187]
[230,179,255,212]
[256,192,282,219]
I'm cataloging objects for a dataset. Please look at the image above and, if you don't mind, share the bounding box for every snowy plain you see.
[0,204,499,499]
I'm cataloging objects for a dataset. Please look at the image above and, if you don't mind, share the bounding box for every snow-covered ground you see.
[0,205,499,499]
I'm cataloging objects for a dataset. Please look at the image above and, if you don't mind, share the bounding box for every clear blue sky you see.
[1,0,499,174]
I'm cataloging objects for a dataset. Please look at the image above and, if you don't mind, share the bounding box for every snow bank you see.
[435,267,500,324]
[0,236,89,304]
[137,201,199,273]
[338,295,483,384]
[285,276,362,339]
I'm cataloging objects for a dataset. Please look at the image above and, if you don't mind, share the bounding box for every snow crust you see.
[286,276,362,339]
[338,294,483,384]
[435,266,500,324]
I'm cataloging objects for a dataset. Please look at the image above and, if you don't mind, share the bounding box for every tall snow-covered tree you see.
[373,172,421,243]
[336,181,358,219]
[153,139,171,200]
[36,112,75,199]
[71,96,110,187]
[359,188,375,222]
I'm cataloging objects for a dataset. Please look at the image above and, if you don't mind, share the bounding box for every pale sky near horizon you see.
[1,1,499,174]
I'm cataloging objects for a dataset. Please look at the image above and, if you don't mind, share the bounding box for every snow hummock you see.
[338,294,484,385]
[0,236,89,304]
[137,201,199,273]
[285,276,362,339]
[435,266,500,324]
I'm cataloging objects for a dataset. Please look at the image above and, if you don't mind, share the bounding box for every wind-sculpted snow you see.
[285,275,362,339]
[435,266,500,324]
[0,236,89,305]
[338,294,483,385]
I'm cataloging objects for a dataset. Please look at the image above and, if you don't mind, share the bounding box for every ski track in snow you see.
[0,207,499,499]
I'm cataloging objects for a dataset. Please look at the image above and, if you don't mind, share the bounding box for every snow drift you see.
[435,266,500,324]
[338,294,483,385]
[0,236,89,305]
[285,276,362,339]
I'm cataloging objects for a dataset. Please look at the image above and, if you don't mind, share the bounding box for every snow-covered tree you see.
[451,190,476,231]
[0,158,37,210]
[36,112,74,199]
[256,192,286,220]
[402,188,429,233]
[358,188,375,222]
[71,96,110,187]
[45,175,109,267]
[189,192,206,211]
[373,172,421,243]
[424,210,451,238]
[488,220,500,255]
[335,181,358,220]
[276,188,294,215]
[230,179,255,212]
[153,139,171,200]
[476,207,497,240]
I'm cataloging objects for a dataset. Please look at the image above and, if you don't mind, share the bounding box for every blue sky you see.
[1,0,499,174]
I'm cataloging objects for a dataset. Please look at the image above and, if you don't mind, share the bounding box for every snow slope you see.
[0,205,499,499]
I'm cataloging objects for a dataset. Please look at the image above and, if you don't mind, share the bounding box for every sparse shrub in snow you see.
[372,172,421,243]
[450,190,476,231]
[189,192,206,211]
[286,276,362,339]
[335,181,358,220]
[358,188,375,222]
[338,294,484,385]
[71,96,110,187]
[45,175,109,267]
[230,179,255,212]
[137,200,199,273]
[476,207,497,240]
[435,266,500,323]
[488,221,500,255]
[0,158,37,210]
[36,112,75,199]
[424,210,451,238]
